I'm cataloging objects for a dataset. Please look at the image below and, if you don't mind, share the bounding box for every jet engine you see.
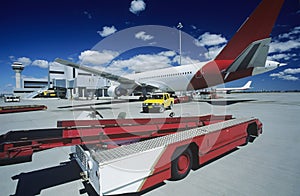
[107,86,128,97]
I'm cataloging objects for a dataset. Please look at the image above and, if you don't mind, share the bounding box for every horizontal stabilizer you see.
[224,38,270,78]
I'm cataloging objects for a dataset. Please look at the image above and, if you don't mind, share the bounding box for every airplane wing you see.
[55,58,137,85]
[55,58,161,96]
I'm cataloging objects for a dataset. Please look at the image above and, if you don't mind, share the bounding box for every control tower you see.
[11,62,24,89]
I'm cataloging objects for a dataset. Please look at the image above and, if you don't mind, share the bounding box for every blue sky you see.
[0,0,299,93]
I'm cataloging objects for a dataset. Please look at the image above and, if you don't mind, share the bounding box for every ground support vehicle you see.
[4,95,20,102]
[142,93,174,113]
[74,116,262,195]
[0,114,262,195]
[0,105,47,114]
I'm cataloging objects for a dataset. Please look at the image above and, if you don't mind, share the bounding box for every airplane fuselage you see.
[128,62,205,92]
[125,59,281,93]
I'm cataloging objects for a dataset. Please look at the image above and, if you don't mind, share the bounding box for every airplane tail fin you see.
[215,0,285,61]
[243,81,252,89]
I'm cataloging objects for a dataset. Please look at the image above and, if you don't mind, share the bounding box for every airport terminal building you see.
[12,62,111,99]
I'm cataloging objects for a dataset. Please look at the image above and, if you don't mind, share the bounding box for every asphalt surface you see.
[0,93,299,196]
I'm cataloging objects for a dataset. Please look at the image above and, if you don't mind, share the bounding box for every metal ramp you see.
[92,117,255,164]
[23,86,48,99]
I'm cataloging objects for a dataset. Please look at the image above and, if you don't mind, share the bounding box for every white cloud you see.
[269,40,300,53]
[194,32,227,60]
[270,67,300,81]
[111,54,172,73]
[129,0,146,15]
[172,55,201,65]
[278,26,300,39]
[97,26,117,37]
[283,68,300,74]
[159,51,177,57]
[268,53,297,61]
[272,74,298,81]
[79,50,119,66]
[9,56,15,61]
[32,60,49,68]
[195,32,227,47]
[102,50,200,75]
[135,31,154,41]
[83,11,92,19]
[282,75,298,81]
[49,61,64,69]
[268,26,300,61]
[203,45,225,59]
[17,57,32,66]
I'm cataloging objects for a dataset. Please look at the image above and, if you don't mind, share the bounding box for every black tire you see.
[171,148,192,180]
[242,123,258,146]
[242,134,251,146]
[168,102,173,110]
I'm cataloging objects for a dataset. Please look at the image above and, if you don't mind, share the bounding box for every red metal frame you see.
[0,105,47,114]
[139,118,262,192]
[0,114,233,165]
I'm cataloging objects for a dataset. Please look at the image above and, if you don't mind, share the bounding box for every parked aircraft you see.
[216,81,252,93]
[56,0,285,97]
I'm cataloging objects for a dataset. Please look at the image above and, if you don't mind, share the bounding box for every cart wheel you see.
[171,148,192,180]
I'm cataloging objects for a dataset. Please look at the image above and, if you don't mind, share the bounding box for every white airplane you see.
[55,0,286,97]
[216,81,252,93]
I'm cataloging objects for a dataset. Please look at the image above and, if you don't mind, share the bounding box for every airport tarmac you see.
[0,93,299,196]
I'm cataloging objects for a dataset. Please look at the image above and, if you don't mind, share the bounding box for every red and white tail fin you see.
[215,0,285,61]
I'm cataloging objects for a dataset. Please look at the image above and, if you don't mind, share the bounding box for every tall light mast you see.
[177,22,183,65]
